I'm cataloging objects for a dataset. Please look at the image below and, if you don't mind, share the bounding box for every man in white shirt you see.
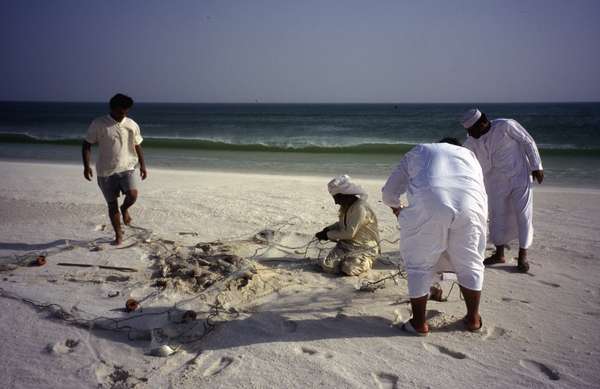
[315,175,380,276]
[382,139,487,335]
[461,109,543,273]
[82,93,147,245]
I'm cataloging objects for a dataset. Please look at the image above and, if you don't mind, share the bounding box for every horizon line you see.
[1,99,599,105]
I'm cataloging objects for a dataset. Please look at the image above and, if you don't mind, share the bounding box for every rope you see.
[0,216,407,347]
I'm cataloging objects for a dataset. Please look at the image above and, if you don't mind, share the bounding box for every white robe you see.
[382,143,488,298]
[464,119,542,249]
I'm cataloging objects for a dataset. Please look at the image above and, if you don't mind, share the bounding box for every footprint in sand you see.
[557,272,578,282]
[202,356,235,377]
[373,372,399,389]
[296,346,334,359]
[300,346,318,355]
[282,319,298,333]
[481,326,508,341]
[538,280,561,288]
[519,359,560,381]
[584,311,600,317]
[422,343,468,359]
[501,297,530,304]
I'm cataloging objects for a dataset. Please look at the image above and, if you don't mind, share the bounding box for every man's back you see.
[402,144,486,213]
[383,143,487,218]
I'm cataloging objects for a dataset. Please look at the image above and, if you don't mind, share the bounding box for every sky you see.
[1,0,599,103]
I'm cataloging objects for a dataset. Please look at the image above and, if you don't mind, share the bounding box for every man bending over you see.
[382,140,487,335]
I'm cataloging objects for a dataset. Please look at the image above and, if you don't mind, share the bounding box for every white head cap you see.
[461,108,482,129]
[327,174,368,199]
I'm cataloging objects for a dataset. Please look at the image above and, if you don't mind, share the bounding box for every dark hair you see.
[439,137,462,146]
[473,112,488,127]
[109,93,134,109]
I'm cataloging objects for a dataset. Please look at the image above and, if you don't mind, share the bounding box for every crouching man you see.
[315,175,380,276]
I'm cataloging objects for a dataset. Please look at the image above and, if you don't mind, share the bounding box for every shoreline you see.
[2,157,600,192]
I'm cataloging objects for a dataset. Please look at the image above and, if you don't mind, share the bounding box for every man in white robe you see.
[382,140,488,335]
[315,175,380,276]
[461,109,544,273]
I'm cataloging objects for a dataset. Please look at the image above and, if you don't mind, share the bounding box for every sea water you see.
[0,102,598,187]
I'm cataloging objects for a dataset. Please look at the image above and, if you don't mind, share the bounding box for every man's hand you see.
[84,166,93,181]
[391,204,406,216]
[532,170,544,184]
[315,228,329,241]
[140,166,148,180]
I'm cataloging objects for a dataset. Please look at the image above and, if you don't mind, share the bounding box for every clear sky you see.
[1,0,599,103]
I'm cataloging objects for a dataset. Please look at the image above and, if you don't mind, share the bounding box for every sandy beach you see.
[1,160,599,388]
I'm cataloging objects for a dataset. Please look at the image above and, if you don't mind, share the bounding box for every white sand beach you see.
[1,161,599,388]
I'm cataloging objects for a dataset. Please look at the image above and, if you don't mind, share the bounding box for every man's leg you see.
[511,185,533,273]
[517,248,529,272]
[107,201,123,245]
[340,251,374,276]
[409,294,429,333]
[429,283,444,302]
[485,191,510,266]
[319,245,344,274]
[447,211,485,331]
[460,286,482,330]
[98,175,123,245]
[120,189,138,226]
[400,209,449,335]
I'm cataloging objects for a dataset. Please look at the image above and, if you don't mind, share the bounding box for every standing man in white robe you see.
[382,140,488,335]
[461,109,543,273]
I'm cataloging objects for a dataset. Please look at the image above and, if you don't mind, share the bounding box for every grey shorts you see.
[97,170,138,203]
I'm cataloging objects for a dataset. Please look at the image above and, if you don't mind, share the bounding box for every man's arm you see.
[326,203,367,241]
[505,120,543,183]
[135,145,147,180]
[382,156,410,212]
[82,141,93,181]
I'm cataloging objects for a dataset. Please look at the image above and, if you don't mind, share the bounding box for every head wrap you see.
[327,174,368,199]
[461,108,482,129]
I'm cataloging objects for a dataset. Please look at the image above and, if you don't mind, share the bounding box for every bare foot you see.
[112,233,123,246]
[463,314,482,332]
[410,319,429,334]
[517,259,530,273]
[429,285,444,302]
[120,206,132,225]
[483,253,506,266]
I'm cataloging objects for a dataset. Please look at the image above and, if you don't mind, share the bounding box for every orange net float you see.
[125,298,139,312]
[34,255,47,266]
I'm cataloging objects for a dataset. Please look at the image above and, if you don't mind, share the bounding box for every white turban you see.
[461,108,482,129]
[327,174,368,199]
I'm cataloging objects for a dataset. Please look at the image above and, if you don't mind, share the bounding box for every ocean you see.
[1,102,599,187]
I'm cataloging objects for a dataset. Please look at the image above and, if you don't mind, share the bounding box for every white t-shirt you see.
[85,115,143,177]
